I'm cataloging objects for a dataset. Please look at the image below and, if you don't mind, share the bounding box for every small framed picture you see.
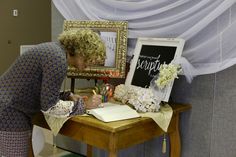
[125,37,185,101]
[20,45,34,55]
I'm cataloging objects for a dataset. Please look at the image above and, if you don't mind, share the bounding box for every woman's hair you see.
[58,29,106,65]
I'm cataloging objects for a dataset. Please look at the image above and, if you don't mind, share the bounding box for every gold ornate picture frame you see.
[63,20,128,79]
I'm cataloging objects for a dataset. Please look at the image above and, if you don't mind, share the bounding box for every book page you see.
[87,102,140,122]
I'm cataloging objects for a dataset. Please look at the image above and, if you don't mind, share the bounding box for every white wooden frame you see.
[125,37,185,102]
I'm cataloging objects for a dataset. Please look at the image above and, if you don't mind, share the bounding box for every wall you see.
[52,3,236,157]
[172,66,236,157]
[0,0,51,74]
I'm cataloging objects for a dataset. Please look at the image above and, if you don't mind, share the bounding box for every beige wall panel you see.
[0,0,51,74]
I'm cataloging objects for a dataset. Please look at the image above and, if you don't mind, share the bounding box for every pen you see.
[92,90,97,95]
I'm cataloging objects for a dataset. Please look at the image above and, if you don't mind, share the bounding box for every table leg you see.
[109,134,118,157]
[87,144,93,157]
[28,136,34,157]
[169,114,181,157]
[109,150,118,157]
[70,78,75,93]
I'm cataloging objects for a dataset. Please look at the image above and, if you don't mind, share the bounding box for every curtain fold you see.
[52,0,236,81]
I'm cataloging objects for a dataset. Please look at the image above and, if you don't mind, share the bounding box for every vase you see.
[149,74,167,104]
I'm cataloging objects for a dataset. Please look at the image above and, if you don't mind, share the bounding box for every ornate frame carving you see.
[63,20,128,78]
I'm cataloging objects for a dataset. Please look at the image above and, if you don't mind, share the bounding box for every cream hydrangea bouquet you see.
[154,63,181,89]
[149,63,181,102]
[114,84,161,112]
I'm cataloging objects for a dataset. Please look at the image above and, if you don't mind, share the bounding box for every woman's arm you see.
[39,44,86,117]
[41,99,85,118]
[42,93,102,118]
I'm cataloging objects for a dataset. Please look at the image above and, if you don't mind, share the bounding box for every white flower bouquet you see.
[149,63,181,102]
[114,84,160,112]
[154,63,181,89]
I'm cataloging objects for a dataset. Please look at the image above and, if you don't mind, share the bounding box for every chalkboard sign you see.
[125,38,185,101]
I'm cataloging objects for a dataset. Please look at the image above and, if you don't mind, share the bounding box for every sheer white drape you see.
[52,0,236,81]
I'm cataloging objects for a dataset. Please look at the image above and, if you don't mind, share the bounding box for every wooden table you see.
[32,103,191,157]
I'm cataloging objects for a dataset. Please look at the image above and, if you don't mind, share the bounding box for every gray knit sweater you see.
[0,42,85,131]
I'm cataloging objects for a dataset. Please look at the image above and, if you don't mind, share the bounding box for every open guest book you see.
[86,102,140,122]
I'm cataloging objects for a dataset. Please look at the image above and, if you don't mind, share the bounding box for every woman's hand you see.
[85,94,102,109]
[68,93,102,110]
[68,93,88,101]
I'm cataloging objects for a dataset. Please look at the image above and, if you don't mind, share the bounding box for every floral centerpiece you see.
[114,84,160,112]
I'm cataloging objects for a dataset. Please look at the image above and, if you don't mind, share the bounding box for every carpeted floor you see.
[37,143,85,157]
[61,153,85,157]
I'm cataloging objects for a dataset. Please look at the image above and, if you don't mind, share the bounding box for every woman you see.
[0,29,106,156]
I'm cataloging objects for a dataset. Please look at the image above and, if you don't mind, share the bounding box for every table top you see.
[33,103,191,133]
[32,103,191,153]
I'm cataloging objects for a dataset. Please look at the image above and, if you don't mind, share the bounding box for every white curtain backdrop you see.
[52,0,236,81]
